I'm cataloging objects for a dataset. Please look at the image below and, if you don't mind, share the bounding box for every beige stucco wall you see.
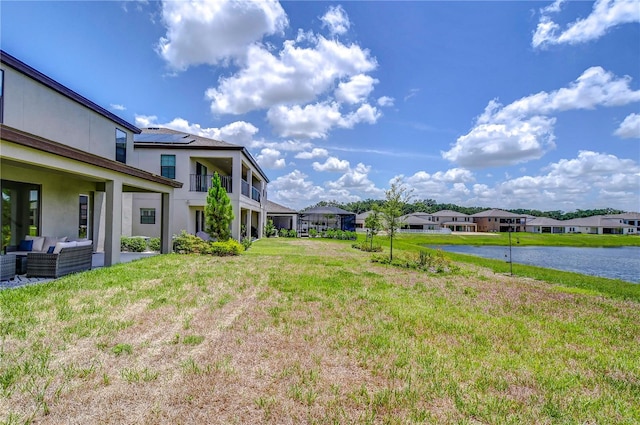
[1,65,135,163]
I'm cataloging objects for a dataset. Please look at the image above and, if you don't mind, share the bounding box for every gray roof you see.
[300,206,355,216]
[267,200,297,214]
[472,209,527,218]
[399,213,432,225]
[432,210,470,217]
[564,216,633,228]
[526,217,565,226]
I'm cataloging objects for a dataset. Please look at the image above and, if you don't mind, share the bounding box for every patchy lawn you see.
[1,238,638,424]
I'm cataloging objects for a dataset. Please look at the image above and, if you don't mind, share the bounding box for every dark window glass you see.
[140,208,156,224]
[161,155,176,179]
[116,129,127,163]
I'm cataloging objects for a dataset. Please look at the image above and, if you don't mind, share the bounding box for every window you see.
[161,155,176,179]
[1,180,40,250]
[0,69,4,123]
[79,195,89,238]
[116,129,127,163]
[140,208,156,224]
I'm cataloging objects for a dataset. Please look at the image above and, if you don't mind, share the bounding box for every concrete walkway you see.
[0,252,158,291]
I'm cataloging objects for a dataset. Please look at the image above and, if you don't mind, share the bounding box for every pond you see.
[431,245,640,283]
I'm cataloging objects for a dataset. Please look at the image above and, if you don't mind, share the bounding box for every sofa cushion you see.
[53,241,77,255]
[25,236,46,251]
[18,240,33,251]
[75,240,93,247]
[43,236,67,252]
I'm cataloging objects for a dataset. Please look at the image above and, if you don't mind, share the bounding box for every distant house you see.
[355,210,374,230]
[399,212,439,231]
[526,217,566,234]
[130,127,268,240]
[0,50,181,266]
[432,210,476,232]
[604,212,640,234]
[563,216,635,235]
[298,206,356,235]
[471,209,527,232]
[267,200,297,231]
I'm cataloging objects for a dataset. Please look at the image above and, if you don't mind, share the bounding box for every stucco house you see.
[266,200,297,231]
[525,217,566,234]
[399,212,439,232]
[432,210,476,232]
[297,206,356,235]
[130,127,268,240]
[563,216,636,235]
[0,50,181,266]
[471,209,527,232]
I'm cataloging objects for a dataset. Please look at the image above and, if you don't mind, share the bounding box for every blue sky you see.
[2,0,639,211]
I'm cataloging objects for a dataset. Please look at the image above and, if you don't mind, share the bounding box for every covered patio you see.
[297,206,356,236]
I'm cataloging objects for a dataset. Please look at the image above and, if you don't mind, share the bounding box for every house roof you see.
[266,200,297,214]
[356,210,374,220]
[526,217,565,226]
[300,206,355,216]
[0,50,140,134]
[134,127,269,183]
[564,215,634,228]
[605,212,640,220]
[399,213,432,225]
[472,209,526,218]
[432,210,470,217]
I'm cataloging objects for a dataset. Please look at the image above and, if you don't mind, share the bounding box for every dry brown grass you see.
[1,238,639,424]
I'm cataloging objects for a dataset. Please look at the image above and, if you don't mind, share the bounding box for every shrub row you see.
[172,231,244,256]
[352,241,383,252]
[121,236,161,252]
[371,250,460,274]
[279,228,298,238]
[313,229,357,240]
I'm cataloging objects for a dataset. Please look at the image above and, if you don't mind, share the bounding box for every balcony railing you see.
[190,174,232,193]
[241,179,250,197]
[251,186,261,202]
[241,179,261,202]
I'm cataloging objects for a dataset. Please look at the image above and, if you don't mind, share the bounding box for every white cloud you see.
[205,37,377,115]
[268,170,327,209]
[110,103,126,111]
[256,148,286,169]
[399,168,475,203]
[268,102,342,139]
[335,74,378,104]
[157,0,288,70]
[134,115,259,147]
[443,67,640,168]
[533,0,640,48]
[320,5,351,36]
[295,148,329,159]
[614,113,640,138]
[377,96,395,107]
[326,162,384,198]
[312,156,350,172]
[268,101,381,139]
[442,117,557,168]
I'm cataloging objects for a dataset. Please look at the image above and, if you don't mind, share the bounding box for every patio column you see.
[104,179,122,267]
[245,210,252,240]
[160,191,172,254]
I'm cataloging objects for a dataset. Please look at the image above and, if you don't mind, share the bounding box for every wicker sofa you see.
[27,243,93,278]
[1,255,16,281]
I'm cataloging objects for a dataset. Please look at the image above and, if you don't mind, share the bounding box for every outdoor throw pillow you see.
[18,239,33,251]
[47,246,55,254]
[25,235,46,251]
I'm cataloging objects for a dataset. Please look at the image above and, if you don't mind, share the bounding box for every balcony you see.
[190,174,232,193]
[241,179,261,202]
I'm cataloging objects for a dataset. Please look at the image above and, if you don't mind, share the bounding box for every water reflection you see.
[432,245,640,283]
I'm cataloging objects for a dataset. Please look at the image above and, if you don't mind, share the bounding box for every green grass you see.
[0,238,638,424]
[360,233,640,301]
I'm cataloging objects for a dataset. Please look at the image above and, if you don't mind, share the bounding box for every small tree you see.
[364,207,382,250]
[205,172,234,241]
[381,177,413,261]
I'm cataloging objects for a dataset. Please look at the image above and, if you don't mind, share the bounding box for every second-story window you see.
[161,155,176,179]
[115,129,127,163]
